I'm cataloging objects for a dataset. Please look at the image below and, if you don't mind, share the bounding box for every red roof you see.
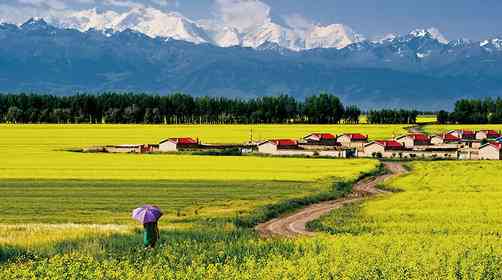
[269,139,298,146]
[166,137,198,145]
[462,130,475,136]
[375,140,403,149]
[306,133,336,140]
[345,133,368,141]
[410,133,429,141]
[442,133,461,142]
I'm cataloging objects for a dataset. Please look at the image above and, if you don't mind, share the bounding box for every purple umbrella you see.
[132,205,163,224]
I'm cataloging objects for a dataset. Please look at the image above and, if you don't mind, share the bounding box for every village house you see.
[337,133,368,150]
[479,142,502,160]
[258,139,315,156]
[430,133,462,145]
[303,133,338,145]
[448,130,476,140]
[476,130,501,140]
[105,144,143,153]
[363,140,403,158]
[159,137,199,152]
[395,133,430,148]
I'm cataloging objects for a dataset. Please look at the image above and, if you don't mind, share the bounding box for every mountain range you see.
[0,16,501,110]
[50,7,365,51]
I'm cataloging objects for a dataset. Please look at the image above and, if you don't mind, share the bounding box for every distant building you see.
[159,138,199,152]
[479,142,502,160]
[258,139,299,154]
[337,133,368,150]
[303,133,338,145]
[105,144,143,153]
[448,130,476,140]
[476,130,501,140]
[363,140,403,158]
[430,133,461,145]
[395,133,430,148]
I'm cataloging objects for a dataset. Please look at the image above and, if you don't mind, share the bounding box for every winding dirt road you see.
[255,162,407,237]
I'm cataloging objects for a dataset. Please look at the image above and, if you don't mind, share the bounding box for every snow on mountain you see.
[372,33,398,43]
[408,28,449,44]
[305,24,365,49]
[47,7,362,50]
[54,7,210,44]
[197,20,241,47]
[481,38,502,51]
[241,22,304,50]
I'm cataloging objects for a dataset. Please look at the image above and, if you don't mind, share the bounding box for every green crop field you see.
[0,124,399,181]
[0,124,385,279]
[309,161,502,278]
[4,124,501,279]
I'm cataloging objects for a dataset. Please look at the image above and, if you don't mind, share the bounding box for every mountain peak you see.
[481,38,502,50]
[21,18,52,30]
[409,28,448,44]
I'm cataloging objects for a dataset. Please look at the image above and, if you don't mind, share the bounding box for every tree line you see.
[437,98,502,124]
[0,93,367,124]
[367,109,419,124]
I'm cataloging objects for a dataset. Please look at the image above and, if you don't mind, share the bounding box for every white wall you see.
[258,142,278,154]
[159,141,178,152]
[479,146,502,160]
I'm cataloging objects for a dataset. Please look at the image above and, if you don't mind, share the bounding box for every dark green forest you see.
[0,93,358,124]
[0,92,434,124]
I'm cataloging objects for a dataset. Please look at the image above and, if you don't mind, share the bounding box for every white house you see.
[303,133,338,145]
[476,130,501,140]
[449,130,476,140]
[430,134,461,145]
[479,143,502,160]
[363,140,404,158]
[258,139,316,156]
[159,137,199,152]
[337,133,368,150]
[395,133,430,148]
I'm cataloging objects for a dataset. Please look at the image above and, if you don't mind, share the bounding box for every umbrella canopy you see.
[132,205,163,224]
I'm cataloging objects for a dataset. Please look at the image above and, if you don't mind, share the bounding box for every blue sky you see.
[1,0,501,40]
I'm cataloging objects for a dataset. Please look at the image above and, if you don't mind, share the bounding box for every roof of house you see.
[398,133,429,142]
[439,133,461,141]
[160,137,198,145]
[478,130,500,137]
[305,133,336,141]
[375,140,403,149]
[342,133,368,141]
[265,139,298,146]
[449,129,475,137]
[481,142,502,150]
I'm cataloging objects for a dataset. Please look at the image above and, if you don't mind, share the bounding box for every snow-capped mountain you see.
[46,7,363,50]
[481,38,502,51]
[305,24,365,49]
[54,7,211,44]
[407,28,449,44]
[1,17,502,109]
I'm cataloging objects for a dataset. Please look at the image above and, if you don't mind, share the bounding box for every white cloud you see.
[214,0,271,32]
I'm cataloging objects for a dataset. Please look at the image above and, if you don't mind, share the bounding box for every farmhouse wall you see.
[479,146,502,160]
[159,141,178,152]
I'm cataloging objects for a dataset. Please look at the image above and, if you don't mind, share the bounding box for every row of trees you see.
[0,93,364,124]
[366,109,419,124]
[437,98,502,124]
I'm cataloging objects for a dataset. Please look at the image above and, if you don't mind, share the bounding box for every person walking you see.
[132,205,163,249]
[143,220,160,249]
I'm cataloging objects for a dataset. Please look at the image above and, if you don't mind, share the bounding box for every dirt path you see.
[255,162,407,237]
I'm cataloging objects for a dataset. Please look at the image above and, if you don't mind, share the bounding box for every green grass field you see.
[310,161,502,278]
[3,124,502,279]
